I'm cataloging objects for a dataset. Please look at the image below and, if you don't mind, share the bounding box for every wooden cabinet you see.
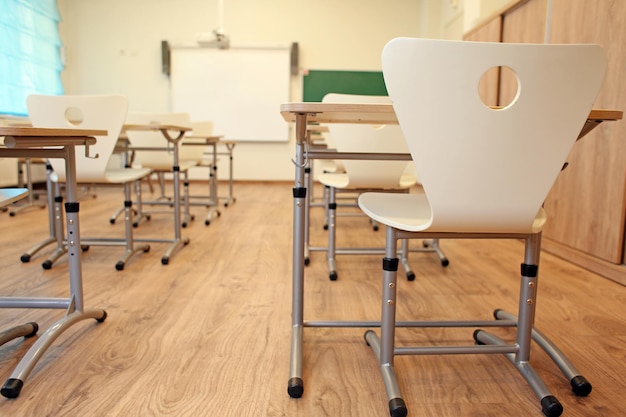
[465,0,626,285]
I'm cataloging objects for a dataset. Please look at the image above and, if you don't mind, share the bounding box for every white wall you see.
[57,0,424,181]
[0,0,508,185]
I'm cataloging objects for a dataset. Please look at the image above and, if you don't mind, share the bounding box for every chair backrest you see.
[124,112,191,169]
[382,38,606,232]
[180,121,214,162]
[27,94,128,183]
[322,93,413,189]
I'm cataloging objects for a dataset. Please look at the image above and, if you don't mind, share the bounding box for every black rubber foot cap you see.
[329,272,338,281]
[570,375,592,396]
[441,258,450,267]
[472,329,485,345]
[96,310,108,323]
[25,322,39,338]
[1,379,24,399]
[20,254,31,263]
[406,272,416,281]
[42,260,52,270]
[389,397,407,417]
[287,377,304,398]
[115,261,124,271]
[541,395,563,417]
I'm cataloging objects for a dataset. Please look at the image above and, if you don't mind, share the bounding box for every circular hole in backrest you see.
[478,65,519,110]
[65,107,84,126]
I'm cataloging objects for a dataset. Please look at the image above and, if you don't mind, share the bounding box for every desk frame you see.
[124,124,191,264]
[0,127,107,398]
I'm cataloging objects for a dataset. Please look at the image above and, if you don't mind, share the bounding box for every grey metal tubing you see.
[0,323,37,347]
[307,150,411,161]
[365,330,404,402]
[79,238,130,246]
[308,246,440,254]
[6,308,106,389]
[21,164,56,257]
[380,226,399,367]
[289,325,303,380]
[305,319,517,328]
[0,297,71,309]
[495,310,584,381]
[289,113,308,385]
[476,331,554,401]
[327,186,336,274]
[395,344,518,355]
[516,234,541,362]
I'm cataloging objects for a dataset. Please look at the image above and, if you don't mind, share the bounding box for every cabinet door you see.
[500,0,547,104]
[542,0,626,264]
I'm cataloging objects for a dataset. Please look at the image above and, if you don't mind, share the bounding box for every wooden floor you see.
[0,181,624,417]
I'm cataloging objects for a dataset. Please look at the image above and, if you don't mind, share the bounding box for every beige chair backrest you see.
[26,94,128,183]
[180,121,214,162]
[124,112,192,170]
[322,93,413,189]
[382,38,606,232]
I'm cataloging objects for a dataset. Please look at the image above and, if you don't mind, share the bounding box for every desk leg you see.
[288,114,307,398]
[303,164,311,266]
[161,142,190,265]
[20,161,61,264]
[220,143,236,207]
[205,141,221,225]
[2,145,107,399]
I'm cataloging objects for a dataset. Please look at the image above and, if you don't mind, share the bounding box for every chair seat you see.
[105,168,152,184]
[135,159,198,172]
[318,159,343,173]
[51,167,152,185]
[358,192,547,233]
[319,172,417,190]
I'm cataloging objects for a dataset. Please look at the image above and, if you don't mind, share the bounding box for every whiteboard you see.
[170,46,291,142]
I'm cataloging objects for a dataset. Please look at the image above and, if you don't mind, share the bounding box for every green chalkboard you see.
[302,70,387,102]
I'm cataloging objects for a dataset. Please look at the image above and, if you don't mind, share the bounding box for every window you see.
[0,0,64,117]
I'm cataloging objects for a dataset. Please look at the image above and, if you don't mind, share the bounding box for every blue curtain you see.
[0,0,64,117]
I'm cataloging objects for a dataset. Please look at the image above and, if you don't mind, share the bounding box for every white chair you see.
[27,94,152,270]
[124,112,200,228]
[357,38,606,417]
[317,93,447,281]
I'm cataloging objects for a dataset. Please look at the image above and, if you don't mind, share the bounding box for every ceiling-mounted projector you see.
[196,29,230,49]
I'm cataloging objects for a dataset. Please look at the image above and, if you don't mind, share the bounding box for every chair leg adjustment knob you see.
[287,377,304,398]
[1,379,24,399]
[570,375,592,396]
[388,397,407,417]
[540,395,563,417]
